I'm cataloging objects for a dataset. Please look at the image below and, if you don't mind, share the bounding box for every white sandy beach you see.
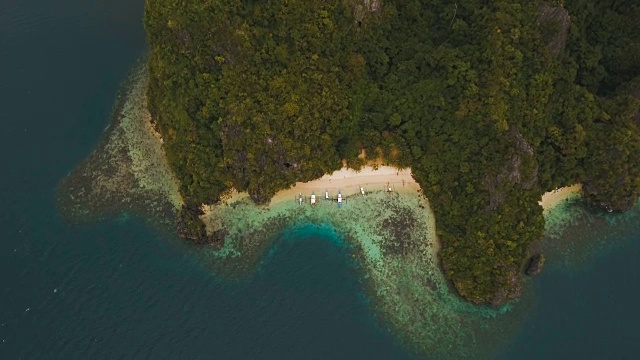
[201,165,438,253]
[212,166,421,209]
[539,184,582,211]
[271,166,420,204]
[209,166,582,216]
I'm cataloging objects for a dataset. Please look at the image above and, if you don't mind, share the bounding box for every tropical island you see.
[139,0,640,305]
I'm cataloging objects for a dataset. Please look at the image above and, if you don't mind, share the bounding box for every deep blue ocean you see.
[1,1,639,359]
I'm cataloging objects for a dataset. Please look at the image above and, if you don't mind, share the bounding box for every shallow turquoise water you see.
[2,0,640,359]
[0,1,409,357]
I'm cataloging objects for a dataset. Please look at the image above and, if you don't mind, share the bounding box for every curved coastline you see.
[539,184,583,213]
[197,170,521,358]
[51,65,542,356]
[201,166,426,240]
[199,165,437,271]
[538,184,640,271]
[60,66,637,359]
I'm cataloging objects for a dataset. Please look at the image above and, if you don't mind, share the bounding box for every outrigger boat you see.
[337,190,342,208]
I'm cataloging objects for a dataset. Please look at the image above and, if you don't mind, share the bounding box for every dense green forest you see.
[144,0,640,304]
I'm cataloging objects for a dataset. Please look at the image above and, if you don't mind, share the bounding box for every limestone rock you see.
[538,3,571,57]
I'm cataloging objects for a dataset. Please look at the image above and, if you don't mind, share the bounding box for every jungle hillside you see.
[143,0,640,305]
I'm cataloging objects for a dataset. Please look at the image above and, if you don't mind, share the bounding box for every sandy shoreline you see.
[212,168,582,213]
[539,184,582,211]
[272,166,420,203]
[212,166,421,209]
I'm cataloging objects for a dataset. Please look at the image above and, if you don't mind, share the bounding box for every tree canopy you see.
[144,0,640,304]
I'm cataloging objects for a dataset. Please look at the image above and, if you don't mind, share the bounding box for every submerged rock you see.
[177,204,207,241]
[177,204,227,247]
[525,254,545,276]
